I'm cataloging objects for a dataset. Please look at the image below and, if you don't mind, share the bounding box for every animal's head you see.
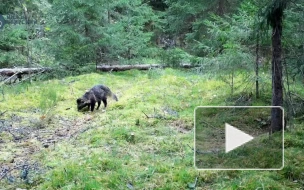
[76,98,89,111]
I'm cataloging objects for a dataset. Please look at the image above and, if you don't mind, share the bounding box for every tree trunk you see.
[218,0,225,16]
[270,11,284,133]
[255,32,260,99]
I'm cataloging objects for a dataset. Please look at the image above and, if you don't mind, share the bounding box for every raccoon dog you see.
[77,85,118,112]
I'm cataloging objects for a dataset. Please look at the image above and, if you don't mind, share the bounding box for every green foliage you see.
[47,0,102,66]
[195,8,256,92]
[147,68,164,79]
[0,26,28,67]
[101,0,157,61]
[0,0,303,81]
[164,0,241,37]
[39,85,59,112]
[262,0,288,28]
[164,0,201,35]
[198,2,256,57]
[160,48,192,67]
[282,3,304,82]
[47,0,159,70]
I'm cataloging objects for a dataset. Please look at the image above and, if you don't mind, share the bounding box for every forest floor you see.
[0,68,303,189]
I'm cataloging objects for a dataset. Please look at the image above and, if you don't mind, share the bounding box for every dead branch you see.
[69,126,93,139]
[142,110,167,119]
[142,111,151,119]
[0,110,7,117]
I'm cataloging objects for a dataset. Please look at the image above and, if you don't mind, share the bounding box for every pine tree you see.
[262,0,289,132]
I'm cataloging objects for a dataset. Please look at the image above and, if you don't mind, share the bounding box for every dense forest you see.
[0,0,304,189]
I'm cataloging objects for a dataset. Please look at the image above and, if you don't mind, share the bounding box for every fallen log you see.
[0,67,51,76]
[181,63,196,68]
[97,63,199,72]
[96,64,163,72]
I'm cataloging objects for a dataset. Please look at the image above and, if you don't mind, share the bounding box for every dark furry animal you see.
[77,85,118,112]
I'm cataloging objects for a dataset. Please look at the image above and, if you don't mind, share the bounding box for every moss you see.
[0,69,303,189]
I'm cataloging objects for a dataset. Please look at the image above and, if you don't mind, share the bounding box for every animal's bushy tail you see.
[98,84,118,101]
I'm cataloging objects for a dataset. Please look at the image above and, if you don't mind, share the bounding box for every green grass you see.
[0,68,303,189]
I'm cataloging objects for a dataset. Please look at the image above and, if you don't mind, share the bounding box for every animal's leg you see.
[97,101,101,110]
[90,102,95,111]
[102,98,107,108]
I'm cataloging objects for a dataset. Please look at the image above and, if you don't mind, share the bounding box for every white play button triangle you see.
[225,123,254,153]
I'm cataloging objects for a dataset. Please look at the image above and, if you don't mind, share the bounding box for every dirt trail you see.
[0,111,93,186]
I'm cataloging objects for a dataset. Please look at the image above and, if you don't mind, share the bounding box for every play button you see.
[195,106,283,170]
[225,123,254,153]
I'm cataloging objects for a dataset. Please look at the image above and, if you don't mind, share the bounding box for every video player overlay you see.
[194,106,284,170]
